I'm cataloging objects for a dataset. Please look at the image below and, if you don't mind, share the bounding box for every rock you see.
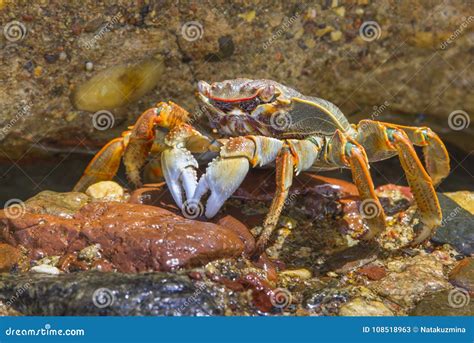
[410,289,474,316]
[449,258,474,293]
[0,272,221,316]
[339,297,393,316]
[370,255,451,307]
[30,265,61,275]
[1,2,473,160]
[0,202,244,272]
[357,264,387,281]
[78,244,102,262]
[25,190,90,218]
[432,193,474,255]
[85,181,124,202]
[279,268,312,280]
[71,57,165,111]
[0,243,21,272]
[303,288,350,315]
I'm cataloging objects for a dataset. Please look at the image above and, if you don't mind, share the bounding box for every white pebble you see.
[85,61,94,71]
[30,265,61,275]
[59,51,67,61]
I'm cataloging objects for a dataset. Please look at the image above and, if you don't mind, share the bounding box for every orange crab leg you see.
[254,145,295,256]
[378,122,450,186]
[73,136,126,192]
[354,120,443,244]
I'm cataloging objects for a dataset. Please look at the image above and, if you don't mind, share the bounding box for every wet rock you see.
[78,244,102,262]
[0,243,21,272]
[25,190,90,218]
[303,287,350,315]
[370,255,450,307]
[30,264,61,275]
[449,258,474,293]
[410,289,474,316]
[339,297,393,316]
[0,202,244,272]
[71,57,164,111]
[432,193,474,256]
[0,272,221,316]
[357,264,387,281]
[85,181,125,202]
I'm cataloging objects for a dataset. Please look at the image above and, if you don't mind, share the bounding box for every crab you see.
[74,79,450,256]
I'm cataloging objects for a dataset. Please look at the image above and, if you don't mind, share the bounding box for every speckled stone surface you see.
[0,0,472,159]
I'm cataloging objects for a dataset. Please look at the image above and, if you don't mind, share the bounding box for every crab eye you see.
[259,85,276,102]
[239,98,261,112]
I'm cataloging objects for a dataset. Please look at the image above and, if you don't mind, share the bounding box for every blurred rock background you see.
[0,0,472,200]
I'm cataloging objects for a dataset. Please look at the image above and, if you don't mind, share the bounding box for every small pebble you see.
[33,66,43,77]
[85,61,94,71]
[44,53,58,63]
[86,181,124,201]
[30,264,61,275]
[59,51,67,61]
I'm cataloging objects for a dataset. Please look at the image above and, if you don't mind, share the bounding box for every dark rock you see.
[0,271,221,316]
[449,258,474,293]
[410,289,473,316]
[432,193,474,256]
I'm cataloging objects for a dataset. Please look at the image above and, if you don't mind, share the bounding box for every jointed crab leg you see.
[73,135,128,192]
[254,145,295,256]
[324,130,386,239]
[380,122,449,186]
[354,120,442,244]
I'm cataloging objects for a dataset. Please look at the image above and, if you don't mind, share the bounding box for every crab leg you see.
[326,130,387,239]
[354,120,442,244]
[379,122,449,186]
[254,145,295,256]
[73,136,128,192]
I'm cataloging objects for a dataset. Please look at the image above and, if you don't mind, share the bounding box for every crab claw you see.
[161,147,199,209]
[193,157,250,218]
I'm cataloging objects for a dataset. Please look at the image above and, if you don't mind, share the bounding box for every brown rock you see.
[449,258,474,294]
[0,243,21,272]
[358,264,387,281]
[0,202,245,273]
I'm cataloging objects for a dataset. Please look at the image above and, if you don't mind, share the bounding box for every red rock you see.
[0,243,21,272]
[0,202,244,273]
[358,265,387,281]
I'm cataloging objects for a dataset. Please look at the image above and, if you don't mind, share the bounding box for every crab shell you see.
[197,78,353,138]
